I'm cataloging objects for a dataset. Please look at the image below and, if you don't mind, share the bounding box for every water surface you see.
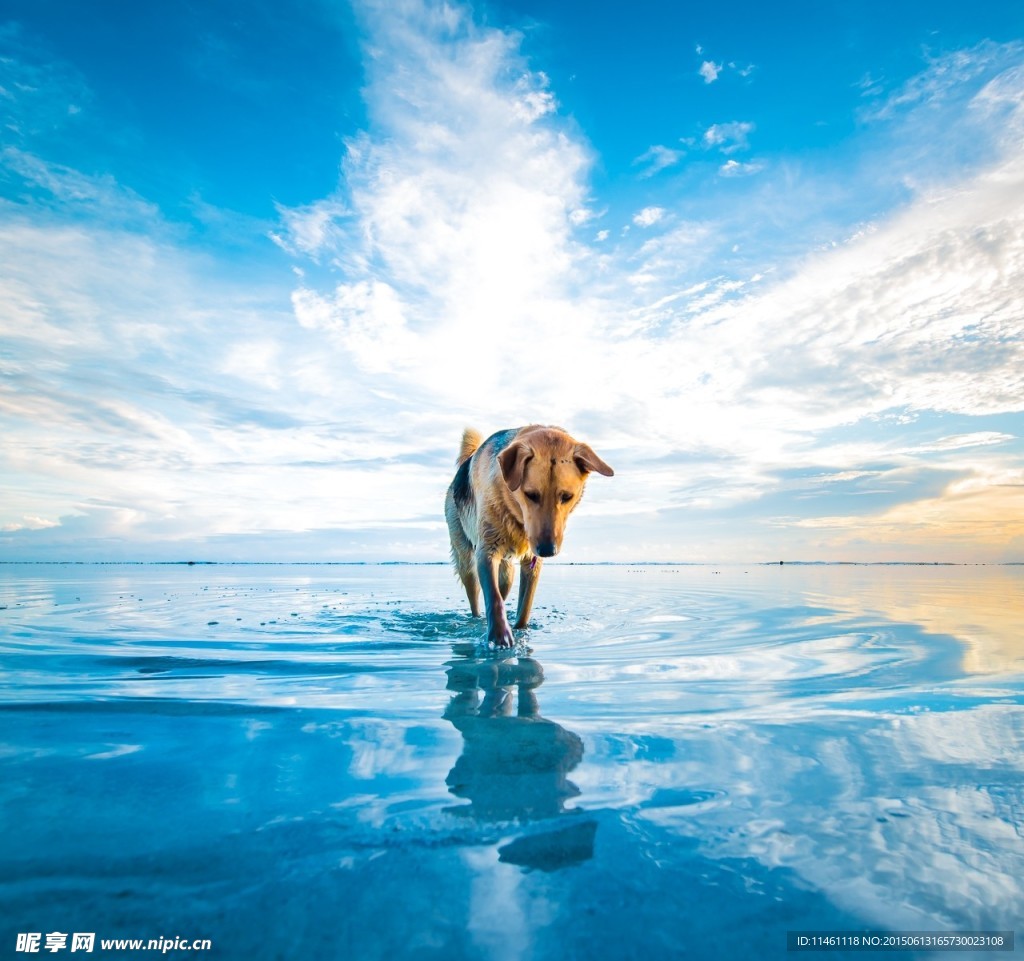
[1,563,1021,960]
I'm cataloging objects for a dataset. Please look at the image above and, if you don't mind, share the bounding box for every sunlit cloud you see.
[1,4,1022,561]
[792,472,1024,556]
[273,23,1024,553]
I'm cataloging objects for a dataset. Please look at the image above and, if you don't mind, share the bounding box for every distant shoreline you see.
[1,560,1021,568]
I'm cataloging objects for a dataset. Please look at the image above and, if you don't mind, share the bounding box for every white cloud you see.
[3,147,161,226]
[272,0,596,417]
[632,206,666,228]
[864,42,1014,122]
[2,11,1022,562]
[719,159,763,177]
[568,206,597,226]
[269,198,349,259]
[633,144,685,178]
[0,189,441,551]
[699,60,722,84]
[908,432,1014,454]
[687,153,1024,427]
[696,51,756,86]
[292,281,416,374]
[1,515,59,532]
[703,121,755,154]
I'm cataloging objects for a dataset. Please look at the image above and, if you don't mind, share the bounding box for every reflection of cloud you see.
[578,706,1023,930]
[812,563,1024,674]
[553,565,1024,928]
[346,719,426,781]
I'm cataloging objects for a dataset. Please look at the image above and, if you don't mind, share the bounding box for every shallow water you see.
[1,563,1022,960]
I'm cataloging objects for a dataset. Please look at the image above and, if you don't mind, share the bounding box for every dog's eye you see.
[524,491,541,504]
[559,492,574,504]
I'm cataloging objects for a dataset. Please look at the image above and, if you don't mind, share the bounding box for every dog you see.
[444,425,614,647]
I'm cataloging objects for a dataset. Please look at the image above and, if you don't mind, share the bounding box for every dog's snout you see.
[535,540,558,558]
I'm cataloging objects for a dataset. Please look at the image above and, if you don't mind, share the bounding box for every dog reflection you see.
[444,655,596,870]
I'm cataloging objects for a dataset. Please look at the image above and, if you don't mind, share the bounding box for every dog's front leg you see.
[514,555,542,629]
[476,550,515,648]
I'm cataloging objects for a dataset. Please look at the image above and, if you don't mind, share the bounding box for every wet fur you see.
[444,425,613,648]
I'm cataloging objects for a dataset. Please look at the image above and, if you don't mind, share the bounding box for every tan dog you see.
[444,425,614,647]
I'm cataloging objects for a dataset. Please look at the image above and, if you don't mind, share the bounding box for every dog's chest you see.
[499,514,530,557]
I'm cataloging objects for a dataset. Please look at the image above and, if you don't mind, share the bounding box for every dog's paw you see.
[486,623,516,649]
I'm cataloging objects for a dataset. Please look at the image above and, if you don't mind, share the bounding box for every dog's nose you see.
[535,540,557,558]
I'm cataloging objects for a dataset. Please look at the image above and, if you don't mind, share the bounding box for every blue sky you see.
[2,0,1023,562]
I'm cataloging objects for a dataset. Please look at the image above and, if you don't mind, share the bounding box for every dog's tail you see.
[457,428,483,466]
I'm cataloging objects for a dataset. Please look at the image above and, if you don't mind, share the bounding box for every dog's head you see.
[499,428,613,558]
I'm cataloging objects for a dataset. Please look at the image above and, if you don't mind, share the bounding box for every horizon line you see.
[1,560,1021,568]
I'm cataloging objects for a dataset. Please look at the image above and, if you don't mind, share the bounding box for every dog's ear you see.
[499,442,534,492]
[574,444,614,477]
